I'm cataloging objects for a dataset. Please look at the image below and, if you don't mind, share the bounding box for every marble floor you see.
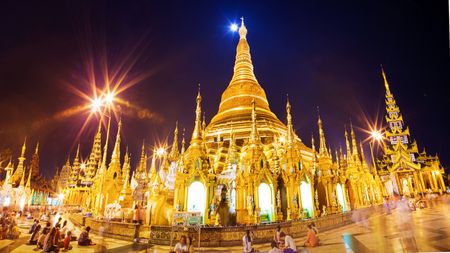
[2,196,449,253]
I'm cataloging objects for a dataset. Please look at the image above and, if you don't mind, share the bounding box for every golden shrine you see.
[376,68,446,196]
[54,19,446,229]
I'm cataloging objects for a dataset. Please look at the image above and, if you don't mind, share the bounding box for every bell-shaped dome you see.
[206,18,285,141]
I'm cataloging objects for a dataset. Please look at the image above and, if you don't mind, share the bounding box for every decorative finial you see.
[239,16,247,39]
[380,64,391,94]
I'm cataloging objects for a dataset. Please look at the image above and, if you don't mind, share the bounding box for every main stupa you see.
[205,18,288,143]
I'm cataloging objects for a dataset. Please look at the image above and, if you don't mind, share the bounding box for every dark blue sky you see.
[1,0,449,177]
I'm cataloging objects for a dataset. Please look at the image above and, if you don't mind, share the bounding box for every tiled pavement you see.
[3,196,449,252]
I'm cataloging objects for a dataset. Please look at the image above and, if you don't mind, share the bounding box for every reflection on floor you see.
[5,197,449,253]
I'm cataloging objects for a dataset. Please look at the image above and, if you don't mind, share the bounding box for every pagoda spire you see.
[95,116,111,180]
[169,122,179,160]
[149,147,157,177]
[249,99,261,145]
[286,96,295,146]
[202,113,206,139]
[21,137,26,157]
[122,147,131,180]
[111,118,122,164]
[84,119,102,183]
[12,138,27,185]
[137,141,147,175]
[19,166,26,187]
[344,126,352,160]
[181,128,186,154]
[229,17,259,90]
[350,122,359,157]
[317,108,328,157]
[3,159,13,185]
[311,134,316,153]
[190,84,203,146]
[381,66,411,148]
[34,141,39,155]
[360,141,368,167]
[25,166,32,188]
[381,65,391,95]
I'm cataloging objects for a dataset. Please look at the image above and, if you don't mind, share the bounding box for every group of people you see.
[0,211,21,239]
[171,235,194,253]
[26,217,95,252]
[243,223,320,253]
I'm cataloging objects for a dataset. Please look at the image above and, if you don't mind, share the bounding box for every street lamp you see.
[156,147,166,157]
[104,92,115,106]
[91,98,103,113]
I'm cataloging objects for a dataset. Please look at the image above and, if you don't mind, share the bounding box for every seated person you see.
[268,240,282,253]
[78,226,95,246]
[37,227,49,249]
[303,224,319,247]
[280,232,297,253]
[29,219,39,234]
[43,228,59,253]
[64,231,73,250]
[28,224,41,245]
[173,235,188,253]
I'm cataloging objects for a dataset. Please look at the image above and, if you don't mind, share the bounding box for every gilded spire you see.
[286,96,295,146]
[209,17,283,132]
[190,84,203,145]
[12,138,27,184]
[4,159,13,185]
[34,141,39,155]
[122,147,131,179]
[227,127,238,166]
[21,137,26,157]
[381,65,391,95]
[239,17,247,39]
[99,116,111,175]
[111,118,122,163]
[150,147,157,176]
[317,108,328,157]
[360,141,367,167]
[249,99,261,145]
[26,165,32,188]
[311,134,316,153]
[344,126,351,159]
[169,122,179,160]
[350,122,359,157]
[75,143,80,160]
[19,166,26,187]
[138,141,147,174]
[181,128,186,154]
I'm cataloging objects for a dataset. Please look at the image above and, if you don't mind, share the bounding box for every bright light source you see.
[156,147,166,157]
[91,98,103,113]
[371,130,383,141]
[230,23,238,32]
[58,193,65,201]
[104,92,114,105]
[81,163,86,169]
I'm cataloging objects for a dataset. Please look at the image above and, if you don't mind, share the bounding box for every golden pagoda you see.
[377,67,446,196]
[57,19,428,227]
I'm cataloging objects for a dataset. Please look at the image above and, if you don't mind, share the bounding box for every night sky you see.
[1,0,449,178]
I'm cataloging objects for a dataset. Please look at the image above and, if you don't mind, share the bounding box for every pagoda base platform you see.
[68,208,369,247]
